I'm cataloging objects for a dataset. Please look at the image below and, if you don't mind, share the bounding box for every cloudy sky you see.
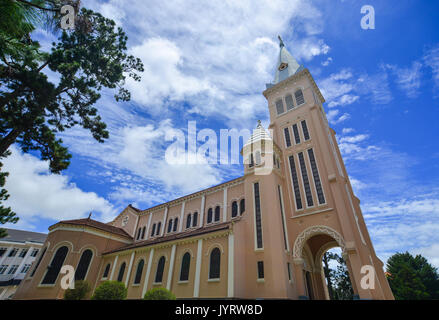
[3,0,439,268]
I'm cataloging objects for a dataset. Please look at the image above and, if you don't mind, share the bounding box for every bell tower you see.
[259,37,394,300]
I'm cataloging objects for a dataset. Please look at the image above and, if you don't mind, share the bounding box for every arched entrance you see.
[292,226,356,300]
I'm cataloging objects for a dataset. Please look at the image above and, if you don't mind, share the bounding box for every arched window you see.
[41,246,68,284]
[75,249,93,281]
[285,94,295,110]
[117,262,126,282]
[231,201,238,218]
[209,248,221,279]
[186,214,192,229]
[156,222,161,235]
[276,99,285,115]
[295,89,305,105]
[167,219,173,233]
[155,256,166,283]
[136,228,141,240]
[173,218,178,232]
[133,259,144,284]
[180,252,191,281]
[207,208,213,224]
[151,224,156,237]
[240,199,245,215]
[214,206,220,222]
[102,263,111,279]
[192,212,198,227]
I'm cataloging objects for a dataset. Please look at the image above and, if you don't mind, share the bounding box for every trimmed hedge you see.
[92,281,127,300]
[143,287,176,300]
[64,280,91,300]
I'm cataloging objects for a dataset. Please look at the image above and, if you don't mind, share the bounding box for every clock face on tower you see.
[122,215,129,226]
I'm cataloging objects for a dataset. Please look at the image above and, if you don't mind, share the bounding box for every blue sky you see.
[4,0,439,268]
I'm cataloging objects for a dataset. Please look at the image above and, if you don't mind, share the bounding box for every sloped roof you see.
[0,228,47,244]
[51,218,132,239]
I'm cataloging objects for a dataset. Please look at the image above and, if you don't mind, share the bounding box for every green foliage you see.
[92,281,127,300]
[0,1,143,231]
[323,252,354,300]
[386,252,439,300]
[143,287,176,300]
[64,280,91,300]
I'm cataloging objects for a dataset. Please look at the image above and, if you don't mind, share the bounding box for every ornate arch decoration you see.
[292,225,346,260]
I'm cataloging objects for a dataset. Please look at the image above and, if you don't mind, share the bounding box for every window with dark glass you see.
[207,208,213,223]
[41,246,68,284]
[30,247,46,277]
[298,152,314,207]
[257,261,264,279]
[254,182,263,249]
[31,249,39,257]
[156,222,161,235]
[214,206,220,222]
[155,256,166,283]
[276,99,285,115]
[301,120,310,140]
[231,201,238,218]
[287,263,292,281]
[180,252,191,281]
[102,263,111,279]
[292,124,301,144]
[186,214,192,229]
[289,155,303,210]
[134,260,144,284]
[285,94,295,110]
[75,249,93,281]
[308,149,325,205]
[0,248,6,257]
[167,219,173,233]
[295,89,305,105]
[117,262,126,282]
[209,248,221,279]
[192,212,198,227]
[136,228,141,240]
[240,199,245,215]
[141,226,146,239]
[8,248,18,257]
[277,185,288,251]
[249,153,254,168]
[284,127,292,147]
[19,249,28,258]
[151,223,156,237]
[173,218,179,232]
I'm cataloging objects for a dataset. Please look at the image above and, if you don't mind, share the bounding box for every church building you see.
[13,38,394,300]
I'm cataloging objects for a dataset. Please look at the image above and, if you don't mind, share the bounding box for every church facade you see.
[13,39,394,300]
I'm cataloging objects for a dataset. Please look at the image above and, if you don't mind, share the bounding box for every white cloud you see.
[326,109,350,124]
[2,146,116,227]
[385,62,422,98]
[423,45,439,96]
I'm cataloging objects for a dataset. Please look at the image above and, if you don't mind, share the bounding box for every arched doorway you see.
[292,226,356,300]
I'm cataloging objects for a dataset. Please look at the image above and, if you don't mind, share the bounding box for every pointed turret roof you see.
[266,36,304,89]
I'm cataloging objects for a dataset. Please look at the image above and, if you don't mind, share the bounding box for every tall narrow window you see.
[155,256,165,283]
[136,228,141,240]
[102,263,111,279]
[151,224,156,237]
[257,261,264,279]
[167,219,173,233]
[30,247,46,277]
[207,208,213,224]
[209,248,221,279]
[292,124,301,144]
[173,218,178,232]
[308,149,325,205]
[284,127,292,147]
[298,152,314,207]
[75,249,93,281]
[156,222,161,235]
[141,226,146,239]
[214,206,220,222]
[192,212,198,227]
[253,182,263,249]
[240,199,245,215]
[41,246,68,285]
[285,94,295,110]
[277,185,288,251]
[301,120,310,141]
[288,155,303,210]
[249,153,254,168]
[117,262,126,282]
[295,89,305,105]
[287,263,292,281]
[231,201,238,218]
[180,252,191,281]
[134,260,144,284]
[186,214,192,229]
[276,99,285,115]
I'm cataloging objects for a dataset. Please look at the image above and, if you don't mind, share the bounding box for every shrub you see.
[143,287,176,300]
[64,280,91,300]
[92,281,127,300]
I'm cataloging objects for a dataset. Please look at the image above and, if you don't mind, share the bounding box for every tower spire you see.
[278,35,285,48]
